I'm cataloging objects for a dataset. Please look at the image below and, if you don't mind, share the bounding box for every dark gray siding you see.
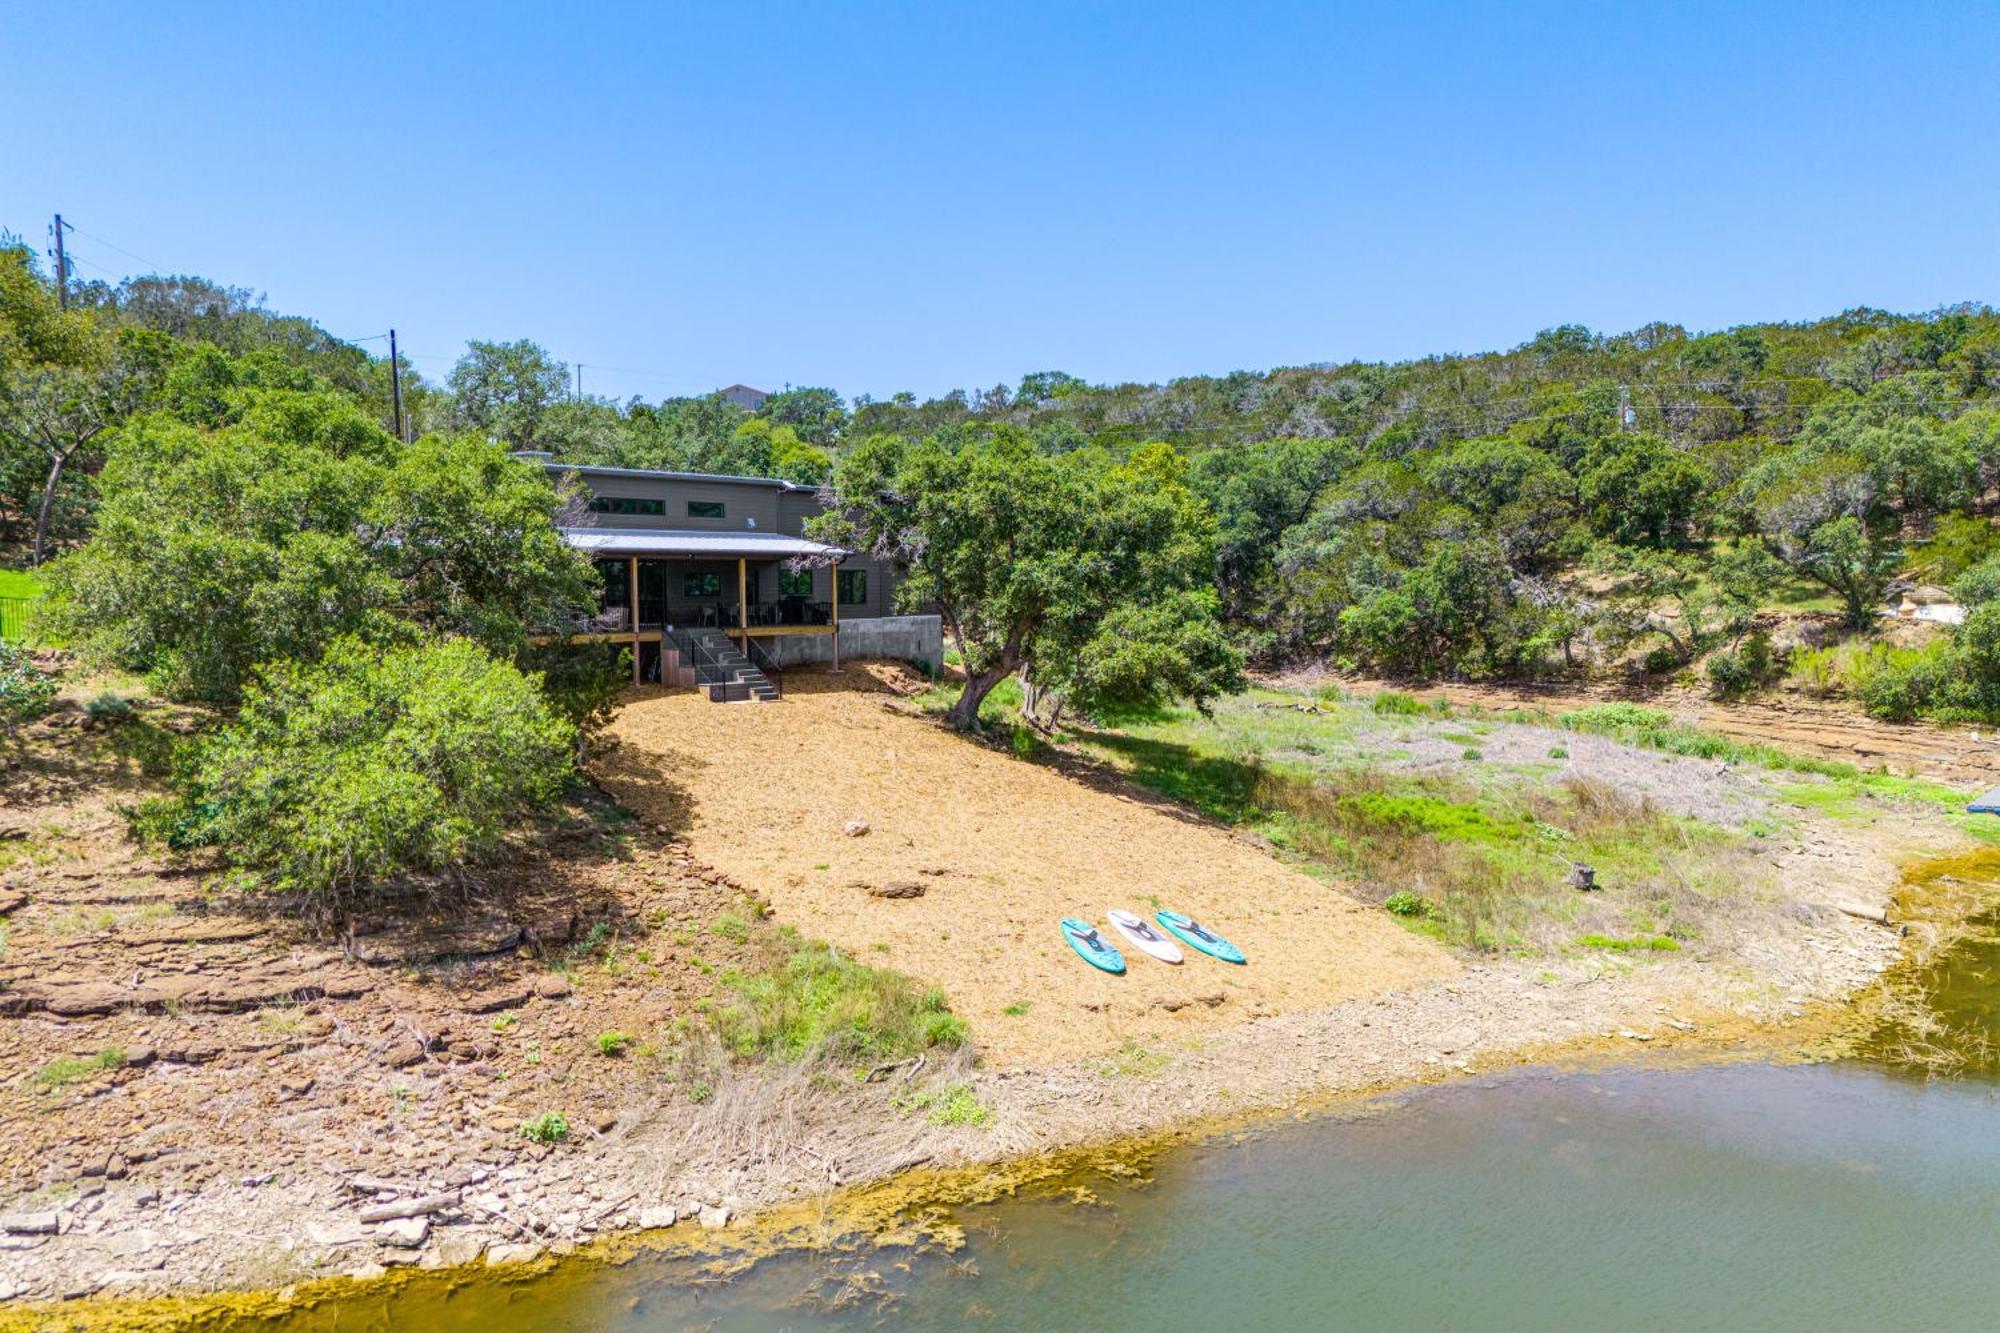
[560,470,783,533]
[558,465,903,618]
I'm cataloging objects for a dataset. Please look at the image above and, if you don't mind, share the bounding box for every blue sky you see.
[4,1,1996,402]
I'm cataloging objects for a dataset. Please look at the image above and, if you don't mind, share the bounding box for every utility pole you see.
[575,364,583,402]
[50,214,70,309]
[389,328,405,442]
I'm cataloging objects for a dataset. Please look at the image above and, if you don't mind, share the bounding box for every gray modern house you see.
[529,456,941,701]
[717,384,770,411]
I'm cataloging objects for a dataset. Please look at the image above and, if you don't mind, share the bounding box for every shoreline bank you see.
[0,879,1944,1329]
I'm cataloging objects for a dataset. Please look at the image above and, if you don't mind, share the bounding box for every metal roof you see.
[543,461,812,492]
[559,527,847,559]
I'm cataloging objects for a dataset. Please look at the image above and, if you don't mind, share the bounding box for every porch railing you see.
[664,627,732,686]
[741,633,784,698]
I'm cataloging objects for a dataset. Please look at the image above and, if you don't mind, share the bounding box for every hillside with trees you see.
[10,235,2000,744]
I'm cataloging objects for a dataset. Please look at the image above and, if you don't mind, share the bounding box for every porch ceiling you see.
[559,527,848,560]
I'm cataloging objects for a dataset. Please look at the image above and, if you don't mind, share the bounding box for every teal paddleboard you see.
[1156,910,1245,964]
[1061,918,1126,974]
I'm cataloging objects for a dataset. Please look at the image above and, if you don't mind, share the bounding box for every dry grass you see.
[597,666,1453,1068]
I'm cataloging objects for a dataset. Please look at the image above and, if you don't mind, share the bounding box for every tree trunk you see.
[947,664,1013,730]
[31,446,71,568]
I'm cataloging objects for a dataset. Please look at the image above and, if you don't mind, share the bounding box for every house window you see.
[587,496,665,516]
[778,568,814,597]
[687,500,726,519]
[838,569,867,606]
[683,572,722,598]
[594,559,628,607]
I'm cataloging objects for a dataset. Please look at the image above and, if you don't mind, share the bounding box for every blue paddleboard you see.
[1155,910,1245,964]
[1061,918,1126,974]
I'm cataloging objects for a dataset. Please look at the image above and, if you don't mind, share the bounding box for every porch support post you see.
[737,557,748,643]
[627,556,640,685]
[830,559,841,671]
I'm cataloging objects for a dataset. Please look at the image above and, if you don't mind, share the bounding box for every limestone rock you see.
[306,1220,368,1247]
[434,1233,486,1267]
[842,819,870,837]
[377,1217,430,1248]
[698,1205,732,1230]
[487,1241,544,1265]
[0,1213,58,1236]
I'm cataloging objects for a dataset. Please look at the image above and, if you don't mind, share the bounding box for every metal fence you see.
[0,596,37,644]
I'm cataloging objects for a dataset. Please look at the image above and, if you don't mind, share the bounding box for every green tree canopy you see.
[43,379,611,713]
[147,634,574,902]
[814,430,1242,727]
[447,338,570,450]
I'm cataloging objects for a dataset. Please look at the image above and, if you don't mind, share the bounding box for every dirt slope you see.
[598,668,1455,1068]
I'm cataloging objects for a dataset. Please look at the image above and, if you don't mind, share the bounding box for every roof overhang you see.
[560,527,848,560]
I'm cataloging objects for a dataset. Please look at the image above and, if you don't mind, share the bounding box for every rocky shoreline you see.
[0,864,1922,1322]
[0,687,1979,1324]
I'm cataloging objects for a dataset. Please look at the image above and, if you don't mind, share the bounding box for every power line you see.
[62,223,169,275]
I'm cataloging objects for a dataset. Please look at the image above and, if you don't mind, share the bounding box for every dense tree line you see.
[12,231,2000,746]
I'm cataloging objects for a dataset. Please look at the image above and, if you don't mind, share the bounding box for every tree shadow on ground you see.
[589,734,701,837]
[1034,728,1267,831]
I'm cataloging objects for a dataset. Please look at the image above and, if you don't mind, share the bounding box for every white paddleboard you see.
[1108,908,1183,964]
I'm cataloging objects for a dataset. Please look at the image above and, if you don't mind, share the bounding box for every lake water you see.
[225,904,2000,1333]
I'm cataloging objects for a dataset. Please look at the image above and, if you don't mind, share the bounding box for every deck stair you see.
[667,628,779,703]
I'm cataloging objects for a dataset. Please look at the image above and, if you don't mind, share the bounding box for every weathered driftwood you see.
[358,1190,460,1223]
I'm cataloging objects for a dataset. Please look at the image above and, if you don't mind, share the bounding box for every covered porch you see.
[556,528,853,684]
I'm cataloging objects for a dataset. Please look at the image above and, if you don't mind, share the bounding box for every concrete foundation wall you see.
[766,614,943,673]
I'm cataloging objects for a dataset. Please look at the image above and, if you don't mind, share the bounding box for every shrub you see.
[595,1030,633,1056]
[895,1082,991,1127]
[84,691,136,724]
[519,1111,569,1144]
[1951,555,2000,609]
[0,640,57,737]
[1370,690,1425,716]
[1641,644,1678,674]
[1787,645,1844,697]
[1547,746,1569,759]
[1383,889,1435,918]
[1705,632,1777,700]
[141,635,574,899]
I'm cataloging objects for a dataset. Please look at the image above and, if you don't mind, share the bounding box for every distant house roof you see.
[719,383,771,409]
[559,527,846,559]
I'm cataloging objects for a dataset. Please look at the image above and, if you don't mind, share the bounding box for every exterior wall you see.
[774,488,900,615]
[765,614,944,673]
[561,465,900,618]
[562,469,783,533]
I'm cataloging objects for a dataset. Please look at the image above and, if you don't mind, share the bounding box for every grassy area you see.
[0,569,42,599]
[712,926,969,1063]
[0,567,54,645]
[1055,685,1994,957]
[32,1047,125,1089]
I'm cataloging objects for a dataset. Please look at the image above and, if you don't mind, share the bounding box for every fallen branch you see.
[359,1189,460,1223]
